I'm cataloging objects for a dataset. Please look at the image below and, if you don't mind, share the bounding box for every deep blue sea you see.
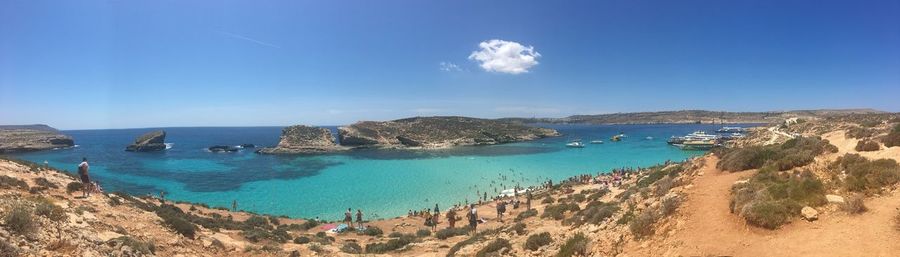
[8,124,756,220]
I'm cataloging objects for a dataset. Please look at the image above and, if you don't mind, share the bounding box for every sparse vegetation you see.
[629,211,657,238]
[33,177,57,188]
[509,222,526,235]
[515,209,538,221]
[65,182,83,194]
[3,205,35,236]
[341,242,362,254]
[882,124,900,147]
[541,202,580,220]
[0,240,18,257]
[361,226,383,236]
[111,236,156,254]
[829,154,900,195]
[475,238,510,257]
[565,201,618,226]
[855,140,880,152]
[556,233,589,257]
[0,175,28,190]
[730,167,826,229]
[842,194,867,214]
[524,232,552,251]
[435,227,470,240]
[846,126,875,139]
[365,234,415,253]
[293,236,310,244]
[660,196,680,217]
[717,137,837,172]
[34,197,67,222]
[416,229,431,237]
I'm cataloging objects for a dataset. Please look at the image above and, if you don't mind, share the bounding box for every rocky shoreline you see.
[257,125,348,154]
[0,125,74,153]
[125,130,167,152]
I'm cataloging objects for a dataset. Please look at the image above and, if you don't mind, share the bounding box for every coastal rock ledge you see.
[125,130,167,152]
[258,125,346,154]
[0,124,74,153]
[338,116,561,148]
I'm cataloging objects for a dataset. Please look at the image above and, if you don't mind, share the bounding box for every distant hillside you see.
[501,109,884,125]
[0,124,73,153]
[0,124,60,132]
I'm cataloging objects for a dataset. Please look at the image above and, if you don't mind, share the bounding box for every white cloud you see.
[217,31,281,49]
[439,62,461,72]
[468,39,540,74]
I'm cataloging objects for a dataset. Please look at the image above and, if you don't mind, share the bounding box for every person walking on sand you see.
[467,204,478,235]
[344,208,353,228]
[356,209,364,229]
[77,158,92,198]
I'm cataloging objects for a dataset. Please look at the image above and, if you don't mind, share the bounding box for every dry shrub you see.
[842,194,867,214]
[854,140,880,152]
[524,232,552,251]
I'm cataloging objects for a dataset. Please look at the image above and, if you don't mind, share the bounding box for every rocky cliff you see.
[501,109,885,125]
[257,125,346,154]
[125,130,167,152]
[338,116,560,148]
[0,124,74,153]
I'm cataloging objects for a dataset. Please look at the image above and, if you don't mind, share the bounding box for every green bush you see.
[416,229,431,237]
[515,209,538,221]
[33,177,58,189]
[541,196,555,204]
[524,232,552,251]
[241,227,291,243]
[154,204,197,239]
[110,236,156,254]
[556,233,589,257]
[717,137,836,172]
[362,226,383,236]
[300,220,319,230]
[842,194,867,214]
[855,140,881,152]
[365,234,415,253]
[0,175,28,190]
[541,203,580,220]
[846,127,875,139]
[830,154,900,194]
[244,215,271,229]
[587,188,611,201]
[882,124,900,147]
[629,211,657,238]
[566,201,618,226]
[3,206,35,236]
[730,167,825,229]
[341,242,362,254]
[571,193,586,203]
[35,199,67,222]
[293,236,310,244]
[475,238,510,257]
[660,196,680,217]
[509,222,526,235]
[435,227,469,240]
[0,240,19,257]
[66,182,83,194]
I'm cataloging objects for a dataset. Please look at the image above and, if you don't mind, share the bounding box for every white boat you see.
[645,136,653,140]
[590,140,604,144]
[566,141,585,148]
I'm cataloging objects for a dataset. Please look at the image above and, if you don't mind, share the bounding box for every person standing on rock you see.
[77,157,92,198]
[467,204,478,235]
[232,200,238,211]
[344,208,353,228]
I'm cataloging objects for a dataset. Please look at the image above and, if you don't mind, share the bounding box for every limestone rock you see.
[125,130,167,152]
[257,125,346,154]
[801,206,818,221]
[826,194,845,204]
[0,124,74,153]
[338,116,560,148]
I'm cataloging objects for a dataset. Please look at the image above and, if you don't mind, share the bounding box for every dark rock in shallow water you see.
[0,124,75,153]
[208,145,239,152]
[338,116,560,148]
[258,125,347,154]
[125,130,167,152]
[239,144,256,148]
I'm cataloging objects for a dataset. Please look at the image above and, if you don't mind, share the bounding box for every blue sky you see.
[1,0,898,129]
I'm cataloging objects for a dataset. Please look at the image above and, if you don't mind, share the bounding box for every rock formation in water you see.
[338,116,560,148]
[257,125,345,154]
[125,130,167,152]
[0,124,75,153]
[208,145,239,152]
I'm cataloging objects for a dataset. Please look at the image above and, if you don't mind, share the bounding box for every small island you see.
[257,125,347,154]
[125,130,167,152]
[338,116,560,148]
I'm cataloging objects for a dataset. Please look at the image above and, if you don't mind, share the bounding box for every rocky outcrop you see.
[125,130,167,152]
[208,145,239,153]
[801,206,818,221]
[0,124,74,153]
[257,125,345,154]
[338,116,560,148]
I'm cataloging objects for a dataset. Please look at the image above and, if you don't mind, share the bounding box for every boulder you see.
[337,116,560,148]
[125,130,167,152]
[826,194,845,204]
[0,124,75,153]
[801,206,818,221]
[257,125,346,154]
[239,144,256,148]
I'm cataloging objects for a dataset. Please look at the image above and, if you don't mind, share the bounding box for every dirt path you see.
[665,156,900,257]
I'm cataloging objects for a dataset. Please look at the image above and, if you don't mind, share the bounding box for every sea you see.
[7,124,756,220]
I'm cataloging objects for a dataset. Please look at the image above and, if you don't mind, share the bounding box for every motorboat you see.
[566,141,585,148]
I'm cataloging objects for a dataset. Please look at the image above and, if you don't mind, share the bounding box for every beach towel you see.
[320,223,338,231]
[329,223,349,233]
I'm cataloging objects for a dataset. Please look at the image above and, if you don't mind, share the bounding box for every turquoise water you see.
[8,124,754,220]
